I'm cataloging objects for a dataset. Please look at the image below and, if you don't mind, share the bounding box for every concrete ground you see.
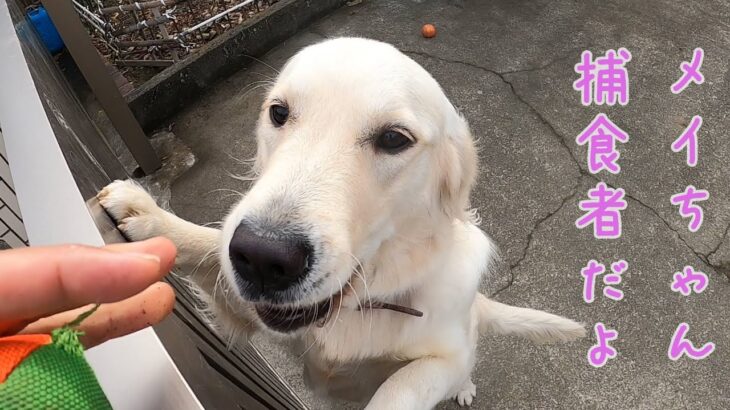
[167,0,730,408]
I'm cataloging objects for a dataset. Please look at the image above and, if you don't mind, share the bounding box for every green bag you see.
[0,307,112,409]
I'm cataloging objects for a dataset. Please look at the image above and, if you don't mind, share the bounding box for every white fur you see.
[98,38,585,409]
[475,293,587,344]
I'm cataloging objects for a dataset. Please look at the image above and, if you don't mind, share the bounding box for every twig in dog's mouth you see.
[358,302,424,317]
[315,296,423,328]
[314,273,424,327]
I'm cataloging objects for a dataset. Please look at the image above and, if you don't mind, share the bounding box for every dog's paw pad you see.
[98,180,163,240]
[453,379,476,407]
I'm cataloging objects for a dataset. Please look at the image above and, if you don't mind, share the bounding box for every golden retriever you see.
[99,37,585,409]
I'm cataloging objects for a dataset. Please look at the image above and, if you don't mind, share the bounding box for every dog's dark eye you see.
[269,104,289,127]
[375,131,413,154]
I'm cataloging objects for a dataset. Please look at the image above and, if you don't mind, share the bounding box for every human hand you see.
[0,237,177,348]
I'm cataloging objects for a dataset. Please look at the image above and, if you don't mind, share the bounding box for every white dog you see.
[99,37,585,409]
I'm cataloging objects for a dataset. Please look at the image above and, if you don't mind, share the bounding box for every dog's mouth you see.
[253,277,425,333]
[254,297,333,333]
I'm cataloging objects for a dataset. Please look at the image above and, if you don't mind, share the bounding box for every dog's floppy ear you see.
[436,113,477,221]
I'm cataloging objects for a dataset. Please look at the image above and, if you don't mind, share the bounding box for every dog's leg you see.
[451,377,476,407]
[97,180,221,294]
[365,354,471,410]
[475,292,586,343]
[98,180,259,340]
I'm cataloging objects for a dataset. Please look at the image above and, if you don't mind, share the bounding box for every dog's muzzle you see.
[229,220,341,332]
[228,221,314,300]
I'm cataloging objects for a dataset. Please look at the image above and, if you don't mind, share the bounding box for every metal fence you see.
[73,0,278,70]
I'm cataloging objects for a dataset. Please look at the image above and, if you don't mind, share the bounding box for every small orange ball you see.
[421,23,437,39]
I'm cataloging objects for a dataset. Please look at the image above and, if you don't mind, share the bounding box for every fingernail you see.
[127,252,161,263]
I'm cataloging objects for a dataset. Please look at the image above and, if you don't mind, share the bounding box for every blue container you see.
[27,6,65,54]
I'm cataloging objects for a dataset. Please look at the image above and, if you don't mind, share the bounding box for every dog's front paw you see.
[452,378,476,407]
[98,180,167,241]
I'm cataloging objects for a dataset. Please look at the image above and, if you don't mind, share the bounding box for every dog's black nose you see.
[229,222,312,296]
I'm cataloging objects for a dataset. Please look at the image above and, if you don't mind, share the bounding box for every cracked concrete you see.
[165,0,729,408]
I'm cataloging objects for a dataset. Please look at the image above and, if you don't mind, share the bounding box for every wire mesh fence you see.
[68,0,278,85]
